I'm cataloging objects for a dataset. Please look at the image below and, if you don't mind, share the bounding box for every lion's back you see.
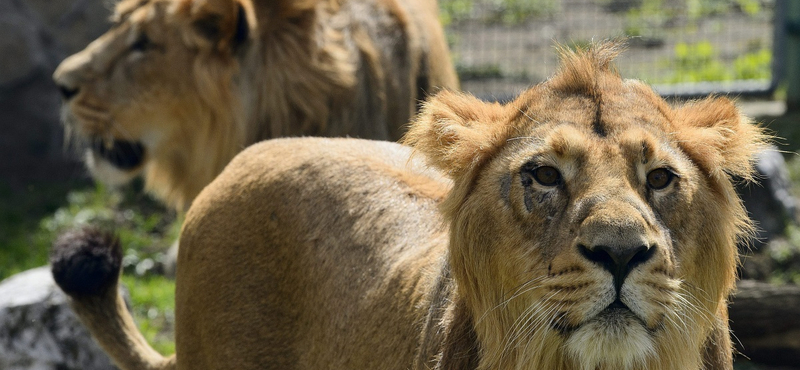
[175,137,449,368]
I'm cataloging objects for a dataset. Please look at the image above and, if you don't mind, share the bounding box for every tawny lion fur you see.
[52,43,767,370]
[53,0,458,210]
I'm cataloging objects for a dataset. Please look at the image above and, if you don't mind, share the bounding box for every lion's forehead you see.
[519,77,674,135]
[507,121,685,176]
[106,0,180,51]
[500,81,701,190]
[113,0,149,23]
[113,0,169,26]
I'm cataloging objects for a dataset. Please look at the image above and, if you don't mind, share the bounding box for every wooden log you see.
[730,279,800,366]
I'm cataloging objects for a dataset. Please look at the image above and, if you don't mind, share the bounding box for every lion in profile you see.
[53,0,458,210]
[52,43,766,369]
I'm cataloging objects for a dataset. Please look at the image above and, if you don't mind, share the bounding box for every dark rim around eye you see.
[647,168,674,190]
[530,166,561,187]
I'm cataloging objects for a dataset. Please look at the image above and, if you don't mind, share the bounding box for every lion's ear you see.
[404,91,513,179]
[187,0,251,52]
[673,97,769,181]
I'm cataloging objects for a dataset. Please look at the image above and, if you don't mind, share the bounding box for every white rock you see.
[0,266,118,370]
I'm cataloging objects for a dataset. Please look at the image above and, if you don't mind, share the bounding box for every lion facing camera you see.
[53,0,458,210]
[52,42,767,370]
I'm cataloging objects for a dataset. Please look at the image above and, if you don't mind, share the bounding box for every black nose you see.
[58,84,79,100]
[579,243,655,293]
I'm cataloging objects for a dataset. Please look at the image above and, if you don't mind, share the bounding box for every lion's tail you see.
[50,227,176,370]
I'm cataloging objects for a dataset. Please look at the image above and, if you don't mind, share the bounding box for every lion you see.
[51,42,767,370]
[52,0,458,210]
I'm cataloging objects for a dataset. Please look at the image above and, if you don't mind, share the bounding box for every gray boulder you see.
[738,146,798,250]
[0,0,111,189]
[0,266,118,370]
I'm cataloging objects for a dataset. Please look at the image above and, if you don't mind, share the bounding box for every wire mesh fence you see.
[442,0,777,99]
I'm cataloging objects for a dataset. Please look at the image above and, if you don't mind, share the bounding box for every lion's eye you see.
[526,166,561,187]
[131,34,152,52]
[646,168,674,190]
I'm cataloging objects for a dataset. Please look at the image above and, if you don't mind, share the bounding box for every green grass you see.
[0,181,179,278]
[486,0,558,25]
[456,63,503,80]
[0,180,84,278]
[642,41,773,85]
[0,180,180,354]
[439,0,474,25]
[122,275,176,355]
[438,0,557,26]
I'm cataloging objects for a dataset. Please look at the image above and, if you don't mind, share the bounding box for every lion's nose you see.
[53,53,88,101]
[578,243,655,293]
[57,84,79,100]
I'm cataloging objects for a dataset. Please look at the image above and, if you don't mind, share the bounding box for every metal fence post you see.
[783,0,800,110]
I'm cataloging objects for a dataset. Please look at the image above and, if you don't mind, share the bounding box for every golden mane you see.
[53,0,458,210]
[549,42,623,95]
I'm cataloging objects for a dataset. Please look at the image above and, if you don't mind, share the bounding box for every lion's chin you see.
[563,308,656,370]
[85,149,143,186]
[83,137,147,186]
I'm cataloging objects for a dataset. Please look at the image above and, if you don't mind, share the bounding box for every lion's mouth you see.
[552,299,645,335]
[596,300,638,323]
[61,105,146,171]
[606,298,629,311]
[90,138,146,170]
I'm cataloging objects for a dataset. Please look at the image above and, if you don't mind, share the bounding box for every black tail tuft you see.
[51,226,123,297]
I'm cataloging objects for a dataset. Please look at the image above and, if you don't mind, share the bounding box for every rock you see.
[0,266,119,370]
[26,0,111,57]
[738,146,799,250]
[0,0,111,190]
[0,14,49,87]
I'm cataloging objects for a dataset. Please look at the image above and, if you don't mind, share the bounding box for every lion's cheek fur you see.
[447,189,561,369]
[671,174,742,322]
